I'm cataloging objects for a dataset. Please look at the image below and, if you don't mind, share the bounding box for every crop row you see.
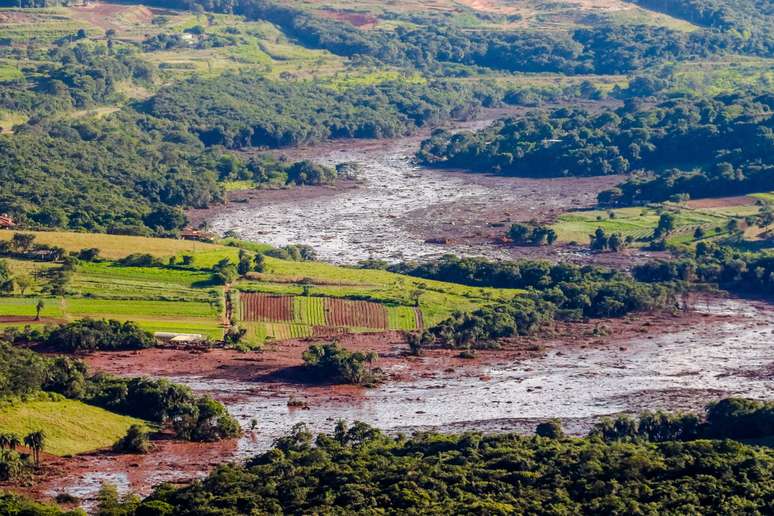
[240,293,293,321]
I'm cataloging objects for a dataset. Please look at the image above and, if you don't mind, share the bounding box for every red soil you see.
[240,293,293,322]
[69,2,153,37]
[316,9,379,29]
[324,298,388,329]
[685,196,757,209]
[8,297,744,506]
[0,316,65,325]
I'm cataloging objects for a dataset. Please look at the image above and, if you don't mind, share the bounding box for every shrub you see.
[302,342,379,385]
[113,425,152,454]
[45,319,155,353]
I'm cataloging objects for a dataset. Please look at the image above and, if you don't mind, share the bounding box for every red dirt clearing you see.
[69,2,154,36]
[240,293,293,322]
[325,298,388,329]
[685,196,757,209]
[316,9,379,29]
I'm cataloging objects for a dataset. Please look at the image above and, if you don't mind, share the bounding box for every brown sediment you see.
[3,437,238,509]
[11,296,772,506]
[315,9,379,29]
[81,303,741,399]
[684,195,758,209]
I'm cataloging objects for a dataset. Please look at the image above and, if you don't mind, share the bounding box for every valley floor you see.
[12,295,770,507]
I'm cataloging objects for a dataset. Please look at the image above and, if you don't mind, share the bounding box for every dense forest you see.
[626,0,773,55]
[0,44,154,118]
[142,75,497,148]
[417,93,774,198]
[0,112,221,234]
[633,244,774,296]
[79,403,773,515]
[393,256,673,348]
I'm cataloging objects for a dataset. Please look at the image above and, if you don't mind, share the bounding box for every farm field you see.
[237,292,424,342]
[0,230,521,341]
[552,198,766,246]
[0,297,224,338]
[0,397,147,456]
[0,230,236,263]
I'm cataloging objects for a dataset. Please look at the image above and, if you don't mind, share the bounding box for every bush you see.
[113,424,152,454]
[44,319,155,353]
[535,420,564,439]
[302,342,379,385]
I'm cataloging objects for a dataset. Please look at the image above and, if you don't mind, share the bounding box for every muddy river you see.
[44,300,772,505]
[195,298,774,457]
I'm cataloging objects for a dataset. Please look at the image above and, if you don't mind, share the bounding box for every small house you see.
[153,332,207,346]
[180,227,216,242]
[0,214,15,228]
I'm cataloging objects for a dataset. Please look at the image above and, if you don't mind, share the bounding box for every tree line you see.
[418,92,774,201]
[0,341,239,443]
[48,399,774,515]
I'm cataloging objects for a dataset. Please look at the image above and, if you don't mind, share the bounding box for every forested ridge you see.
[142,75,496,148]
[418,92,774,202]
[134,0,774,70]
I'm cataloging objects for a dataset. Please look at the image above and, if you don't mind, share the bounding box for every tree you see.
[536,420,564,439]
[653,213,675,239]
[212,259,237,285]
[77,248,101,262]
[10,233,35,252]
[608,233,624,252]
[223,326,247,347]
[590,228,609,250]
[35,299,44,320]
[253,253,265,273]
[113,425,152,454]
[144,206,186,231]
[508,223,530,243]
[237,254,251,276]
[693,227,705,240]
[7,434,20,451]
[23,431,45,467]
[14,274,33,296]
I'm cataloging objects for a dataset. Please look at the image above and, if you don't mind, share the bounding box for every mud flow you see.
[204,118,621,265]
[43,298,771,506]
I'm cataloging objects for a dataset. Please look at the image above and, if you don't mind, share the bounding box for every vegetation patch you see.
[0,397,147,456]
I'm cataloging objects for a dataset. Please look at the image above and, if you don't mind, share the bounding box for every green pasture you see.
[0,396,148,456]
[552,200,763,246]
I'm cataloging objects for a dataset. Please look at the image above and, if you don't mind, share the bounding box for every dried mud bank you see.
[33,297,771,506]
[196,110,626,265]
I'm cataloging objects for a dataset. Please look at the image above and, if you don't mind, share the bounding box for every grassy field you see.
[667,56,774,96]
[0,397,147,456]
[0,230,525,341]
[751,192,774,203]
[552,199,763,246]
[0,229,238,262]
